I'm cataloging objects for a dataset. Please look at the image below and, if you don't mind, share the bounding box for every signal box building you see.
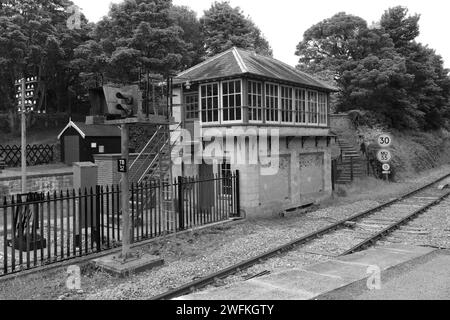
[171,47,338,218]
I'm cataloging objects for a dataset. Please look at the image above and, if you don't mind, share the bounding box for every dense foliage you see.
[200,1,272,57]
[0,0,92,113]
[0,0,270,114]
[295,7,450,130]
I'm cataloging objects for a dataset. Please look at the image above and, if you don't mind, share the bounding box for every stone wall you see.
[233,136,333,218]
[0,172,73,198]
[195,135,334,219]
[330,113,354,133]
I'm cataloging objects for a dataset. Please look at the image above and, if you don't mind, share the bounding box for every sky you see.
[72,0,450,68]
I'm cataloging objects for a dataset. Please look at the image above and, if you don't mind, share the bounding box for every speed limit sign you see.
[377,134,393,148]
[377,150,392,163]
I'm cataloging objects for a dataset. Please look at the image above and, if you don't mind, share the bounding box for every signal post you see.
[91,83,172,274]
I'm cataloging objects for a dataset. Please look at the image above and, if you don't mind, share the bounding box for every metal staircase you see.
[127,122,183,234]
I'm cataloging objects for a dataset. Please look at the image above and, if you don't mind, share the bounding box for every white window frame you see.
[318,92,328,127]
[294,88,307,125]
[184,92,199,121]
[265,82,280,124]
[307,90,319,126]
[200,82,220,124]
[280,85,294,124]
[248,80,263,123]
[221,79,243,124]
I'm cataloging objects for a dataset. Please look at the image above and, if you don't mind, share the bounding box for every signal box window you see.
[185,93,199,120]
[222,80,242,122]
[200,83,219,123]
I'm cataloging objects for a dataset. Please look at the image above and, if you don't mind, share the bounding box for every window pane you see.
[223,96,228,108]
[229,82,234,94]
[207,97,212,110]
[229,97,235,108]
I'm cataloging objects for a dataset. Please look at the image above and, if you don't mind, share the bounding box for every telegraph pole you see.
[15,76,38,194]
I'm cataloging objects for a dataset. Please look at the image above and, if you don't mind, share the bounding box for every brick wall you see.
[0,173,73,198]
[94,154,140,186]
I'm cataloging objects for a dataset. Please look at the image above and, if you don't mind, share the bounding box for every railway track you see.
[151,173,450,300]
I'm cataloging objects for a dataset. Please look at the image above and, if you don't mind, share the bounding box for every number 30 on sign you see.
[377,134,392,147]
[377,150,392,163]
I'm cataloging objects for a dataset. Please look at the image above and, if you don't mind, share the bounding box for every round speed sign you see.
[377,150,392,163]
[377,134,393,148]
[382,164,391,171]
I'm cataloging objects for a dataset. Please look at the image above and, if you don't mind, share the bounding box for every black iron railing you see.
[1,172,240,277]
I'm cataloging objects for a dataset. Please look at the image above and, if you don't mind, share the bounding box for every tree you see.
[381,6,450,129]
[0,0,91,114]
[380,6,420,50]
[200,1,272,57]
[73,0,188,87]
[295,12,394,78]
[295,9,450,130]
[339,53,420,128]
[170,5,206,68]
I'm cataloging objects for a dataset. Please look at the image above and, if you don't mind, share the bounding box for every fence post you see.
[95,185,101,252]
[235,170,240,217]
[178,176,184,230]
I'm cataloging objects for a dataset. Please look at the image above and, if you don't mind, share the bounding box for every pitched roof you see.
[57,121,121,140]
[176,47,337,92]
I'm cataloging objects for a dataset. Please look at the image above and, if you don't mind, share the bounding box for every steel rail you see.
[150,172,450,300]
[341,189,450,256]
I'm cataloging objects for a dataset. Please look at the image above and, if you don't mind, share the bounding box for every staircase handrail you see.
[129,125,163,171]
[137,122,183,184]
[129,134,168,183]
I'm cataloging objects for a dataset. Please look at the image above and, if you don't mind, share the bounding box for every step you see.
[338,169,366,173]
[338,170,366,174]
[337,175,366,180]
[338,171,366,174]
[340,159,366,162]
[338,163,366,167]
[338,175,366,179]
[338,167,366,171]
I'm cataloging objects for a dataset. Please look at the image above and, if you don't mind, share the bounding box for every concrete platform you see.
[92,253,164,277]
[177,245,435,300]
[319,249,450,300]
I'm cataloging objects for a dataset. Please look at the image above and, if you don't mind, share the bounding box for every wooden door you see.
[64,135,80,165]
